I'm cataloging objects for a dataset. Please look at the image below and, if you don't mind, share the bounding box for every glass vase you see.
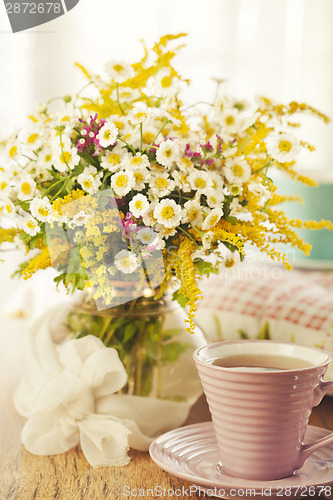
[52,285,206,403]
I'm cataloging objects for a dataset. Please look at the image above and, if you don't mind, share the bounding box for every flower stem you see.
[116,84,125,116]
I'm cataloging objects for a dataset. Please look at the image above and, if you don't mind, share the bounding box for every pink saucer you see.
[149,422,333,499]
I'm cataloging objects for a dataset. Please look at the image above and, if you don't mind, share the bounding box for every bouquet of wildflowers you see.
[0,33,331,335]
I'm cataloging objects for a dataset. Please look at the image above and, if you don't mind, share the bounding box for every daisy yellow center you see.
[155,177,168,189]
[181,158,192,168]
[134,172,144,182]
[230,185,241,195]
[45,154,52,162]
[21,182,32,195]
[209,196,217,204]
[209,215,219,226]
[143,132,155,143]
[160,206,175,220]
[6,204,13,213]
[61,115,70,123]
[212,180,217,189]
[164,148,173,158]
[27,133,39,144]
[194,178,206,189]
[27,221,36,229]
[120,257,131,268]
[113,64,124,73]
[135,112,146,121]
[141,234,151,242]
[225,115,235,126]
[60,151,72,164]
[135,200,143,210]
[104,130,111,140]
[9,146,17,157]
[188,208,199,219]
[84,179,93,189]
[233,165,244,177]
[225,258,235,268]
[161,76,172,88]
[131,157,143,165]
[38,206,50,217]
[113,121,124,130]
[0,181,8,191]
[115,175,128,188]
[108,154,120,165]
[278,140,292,152]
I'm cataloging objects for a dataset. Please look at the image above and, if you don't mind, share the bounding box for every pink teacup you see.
[193,339,333,481]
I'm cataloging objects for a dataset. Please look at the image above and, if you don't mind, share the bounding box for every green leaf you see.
[161,341,191,365]
[225,216,238,225]
[195,260,219,278]
[258,321,270,340]
[172,290,189,308]
[123,322,138,343]
[238,330,249,339]
[162,328,184,340]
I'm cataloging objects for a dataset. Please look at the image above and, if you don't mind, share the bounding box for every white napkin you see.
[13,309,194,467]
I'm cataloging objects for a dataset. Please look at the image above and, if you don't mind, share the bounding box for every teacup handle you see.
[298,379,333,468]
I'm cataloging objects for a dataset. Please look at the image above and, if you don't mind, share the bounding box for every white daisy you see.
[210,171,225,191]
[114,249,139,274]
[0,176,11,198]
[151,108,181,127]
[100,144,131,172]
[129,194,149,218]
[206,188,225,208]
[6,162,23,181]
[104,61,134,84]
[0,199,15,216]
[17,175,36,201]
[97,121,118,148]
[142,201,158,227]
[23,130,43,151]
[137,227,157,245]
[111,170,135,197]
[120,129,141,150]
[68,210,92,229]
[141,125,161,146]
[78,166,102,194]
[156,139,180,168]
[149,173,175,197]
[21,216,40,236]
[172,170,192,193]
[5,138,21,160]
[53,141,80,172]
[30,197,53,222]
[154,199,182,228]
[34,164,53,183]
[181,200,203,226]
[189,169,213,193]
[155,68,178,97]
[132,165,150,191]
[126,152,150,170]
[156,225,177,239]
[219,107,239,134]
[224,157,251,185]
[177,156,194,172]
[202,207,223,230]
[128,103,152,125]
[265,132,301,163]
[248,182,272,206]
